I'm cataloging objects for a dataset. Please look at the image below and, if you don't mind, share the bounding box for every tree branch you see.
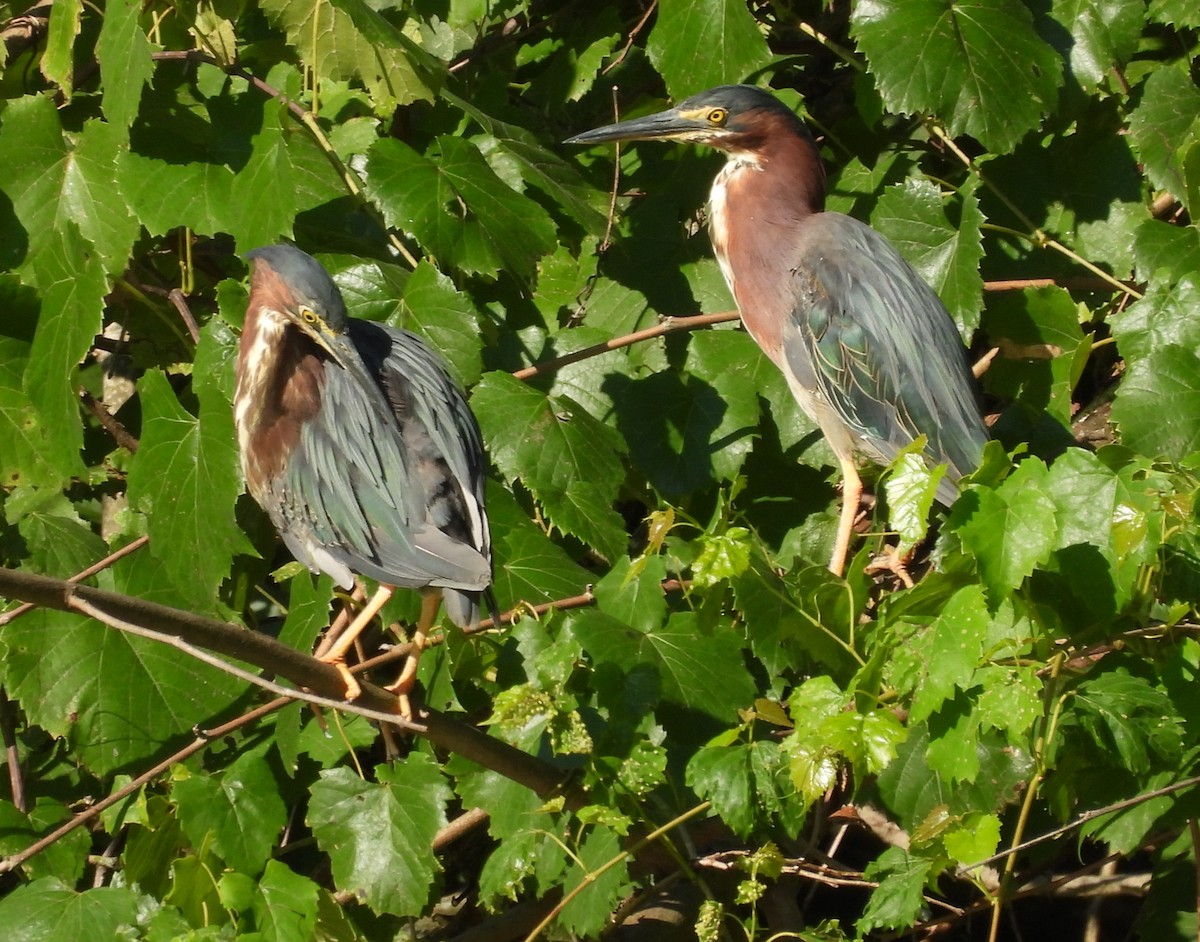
[0,567,567,803]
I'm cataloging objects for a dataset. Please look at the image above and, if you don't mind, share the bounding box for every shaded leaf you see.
[364,136,556,280]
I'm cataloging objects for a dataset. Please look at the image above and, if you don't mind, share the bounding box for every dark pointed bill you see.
[563,107,701,146]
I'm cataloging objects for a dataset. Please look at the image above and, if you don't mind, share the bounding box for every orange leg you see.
[318,583,396,700]
[387,591,442,721]
[314,582,367,660]
[829,458,864,578]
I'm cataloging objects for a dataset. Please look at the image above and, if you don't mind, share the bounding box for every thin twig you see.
[963,772,1200,873]
[168,289,200,343]
[433,807,489,851]
[0,535,149,627]
[0,697,288,875]
[80,390,140,454]
[0,688,26,813]
[511,311,738,382]
[601,1,657,75]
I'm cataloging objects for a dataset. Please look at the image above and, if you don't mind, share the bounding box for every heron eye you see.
[708,108,728,126]
[299,307,318,325]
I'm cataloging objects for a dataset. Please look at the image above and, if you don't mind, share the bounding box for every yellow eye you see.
[299,307,318,324]
[708,108,728,126]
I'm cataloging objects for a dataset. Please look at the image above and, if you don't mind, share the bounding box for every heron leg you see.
[829,458,864,578]
[387,590,442,721]
[313,582,367,660]
[318,583,396,700]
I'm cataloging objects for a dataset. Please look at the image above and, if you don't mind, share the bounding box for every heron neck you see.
[708,128,826,361]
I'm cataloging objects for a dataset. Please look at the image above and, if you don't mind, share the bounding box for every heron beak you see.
[564,107,704,145]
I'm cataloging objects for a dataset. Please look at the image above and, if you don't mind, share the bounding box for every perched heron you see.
[567,85,986,576]
[235,244,495,713]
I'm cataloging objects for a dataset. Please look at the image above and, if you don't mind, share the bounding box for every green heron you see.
[235,244,495,713]
[567,85,986,576]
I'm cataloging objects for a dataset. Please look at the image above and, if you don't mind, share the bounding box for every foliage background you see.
[1,0,1199,938]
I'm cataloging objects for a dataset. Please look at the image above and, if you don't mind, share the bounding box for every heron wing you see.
[781,213,985,503]
[276,323,491,613]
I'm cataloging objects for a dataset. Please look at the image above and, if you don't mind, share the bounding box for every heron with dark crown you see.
[234,244,495,715]
[567,85,986,576]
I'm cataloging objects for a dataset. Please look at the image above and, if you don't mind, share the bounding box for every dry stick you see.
[79,391,140,455]
[962,771,1200,874]
[0,535,149,627]
[0,697,287,876]
[0,568,567,801]
[0,688,26,814]
[168,288,201,343]
[601,0,657,75]
[512,311,738,382]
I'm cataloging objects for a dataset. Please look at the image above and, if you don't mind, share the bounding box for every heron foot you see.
[320,654,363,701]
[865,545,915,589]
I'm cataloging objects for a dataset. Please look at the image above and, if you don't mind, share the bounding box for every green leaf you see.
[472,372,627,561]
[307,759,450,916]
[42,0,81,97]
[253,860,321,942]
[8,490,107,578]
[394,261,483,386]
[1112,345,1200,462]
[22,222,107,482]
[0,880,139,942]
[127,368,250,609]
[851,0,1063,153]
[558,826,630,937]
[1047,0,1143,90]
[883,440,945,552]
[646,0,772,99]
[227,101,297,251]
[1074,664,1183,775]
[0,606,244,776]
[1128,63,1200,200]
[951,458,1058,599]
[573,610,756,723]
[943,813,1001,863]
[693,526,752,587]
[364,136,556,280]
[96,0,154,129]
[0,798,90,884]
[0,103,137,276]
[872,176,985,335]
[857,846,936,932]
[446,90,608,234]
[173,748,288,876]
[982,285,1088,424]
[259,0,433,115]
[687,740,796,836]
[592,555,668,635]
[907,585,990,723]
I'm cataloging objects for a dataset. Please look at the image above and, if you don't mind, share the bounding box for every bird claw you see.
[864,545,915,588]
[321,655,363,701]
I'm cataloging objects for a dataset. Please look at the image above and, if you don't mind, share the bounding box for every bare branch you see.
[511,311,738,382]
